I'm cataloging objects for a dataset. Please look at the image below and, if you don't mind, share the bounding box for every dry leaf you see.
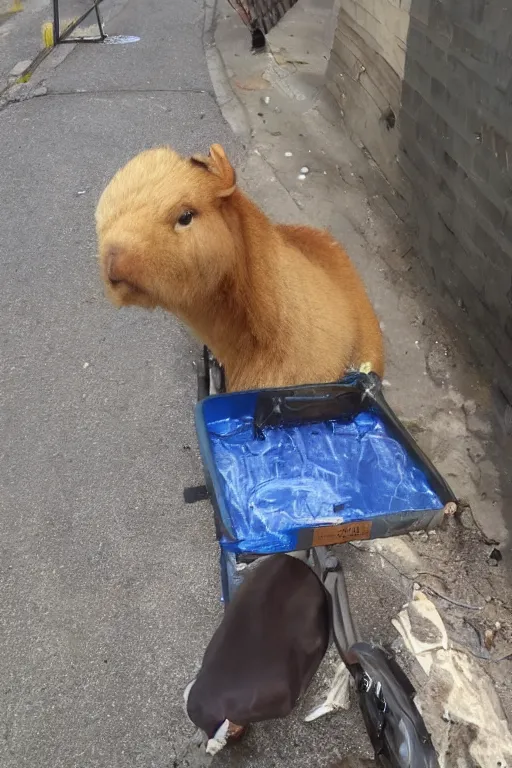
[233,75,270,91]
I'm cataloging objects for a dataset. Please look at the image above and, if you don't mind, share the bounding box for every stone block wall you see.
[326,0,411,196]
[326,0,512,408]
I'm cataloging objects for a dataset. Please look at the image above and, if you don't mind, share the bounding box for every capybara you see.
[183,554,330,755]
[96,144,384,390]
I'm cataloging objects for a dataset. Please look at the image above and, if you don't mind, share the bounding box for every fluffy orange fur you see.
[96,144,384,391]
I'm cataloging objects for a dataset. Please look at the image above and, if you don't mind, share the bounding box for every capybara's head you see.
[96,144,238,312]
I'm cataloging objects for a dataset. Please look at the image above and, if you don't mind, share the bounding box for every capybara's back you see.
[96,144,384,390]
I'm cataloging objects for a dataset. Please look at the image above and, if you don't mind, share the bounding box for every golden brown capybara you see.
[96,144,384,391]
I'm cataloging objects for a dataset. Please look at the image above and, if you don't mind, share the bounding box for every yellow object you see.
[359,362,372,374]
[10,1,23,12]
[42,21,54,48]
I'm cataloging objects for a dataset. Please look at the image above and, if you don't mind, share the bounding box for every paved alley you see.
[1,0,511,766]
[0,1,379,766]
[0,1,244,766]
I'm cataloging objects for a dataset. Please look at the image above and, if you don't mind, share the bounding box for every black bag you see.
[185,554,329,748]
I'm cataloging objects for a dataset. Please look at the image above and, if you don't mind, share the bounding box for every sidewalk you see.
[211,0,512,762]
[0,0,117,93]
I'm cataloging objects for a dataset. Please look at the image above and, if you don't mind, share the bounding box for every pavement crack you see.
[1,86,217,112]
[45,87,215,97]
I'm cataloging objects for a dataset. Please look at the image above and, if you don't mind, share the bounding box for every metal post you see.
[93,0,106,40]
[52,0,107,45]
[52,0,60,45]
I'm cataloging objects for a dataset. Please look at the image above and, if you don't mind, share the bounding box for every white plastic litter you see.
[103,35,140,44]
[393,588,512,767]
[304,660,351,721]
[392,589,448,675]
[205,720,229,756]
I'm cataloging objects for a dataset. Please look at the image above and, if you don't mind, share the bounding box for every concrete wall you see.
[326,0,512,408]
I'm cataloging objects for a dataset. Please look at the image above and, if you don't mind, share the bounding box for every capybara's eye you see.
[177,211,194,227]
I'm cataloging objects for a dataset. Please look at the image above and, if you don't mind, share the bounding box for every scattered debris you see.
[9,59,31,79]
[233,75,270,91]
[488,547,502,566]
[297,174,306,180]
[284,151,293,157]
[303,646,351,722]
[272,51,309,67]
[426,339,455,385]
[392,589,512,767]
[484,627,497,651]
[103,35,140,45]
[300,166,309,174]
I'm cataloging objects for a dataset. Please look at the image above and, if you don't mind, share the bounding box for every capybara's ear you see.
[209,144,236,196]
[191,144,236,198]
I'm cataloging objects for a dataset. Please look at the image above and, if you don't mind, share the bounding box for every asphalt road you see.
[0,1,243,765]
[0,1,404,765]
[0,0,113,91]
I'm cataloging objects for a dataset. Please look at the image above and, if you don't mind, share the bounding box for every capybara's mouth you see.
[105,277,157,310]
[108,277,141,293]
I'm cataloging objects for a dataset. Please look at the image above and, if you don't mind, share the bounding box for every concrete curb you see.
[202,0,252,142]
[202,0,304,223]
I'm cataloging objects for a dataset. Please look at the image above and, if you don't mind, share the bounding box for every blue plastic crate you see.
[195,373,456,557]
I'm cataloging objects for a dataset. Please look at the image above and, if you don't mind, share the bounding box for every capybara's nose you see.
[106,245,122,283]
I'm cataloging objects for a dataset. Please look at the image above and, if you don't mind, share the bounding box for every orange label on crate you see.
[312,521,372,547]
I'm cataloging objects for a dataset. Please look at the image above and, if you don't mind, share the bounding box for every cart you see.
[186,347,457,767]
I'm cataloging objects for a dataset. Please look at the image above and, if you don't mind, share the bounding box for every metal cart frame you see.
[188,346,457,767]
